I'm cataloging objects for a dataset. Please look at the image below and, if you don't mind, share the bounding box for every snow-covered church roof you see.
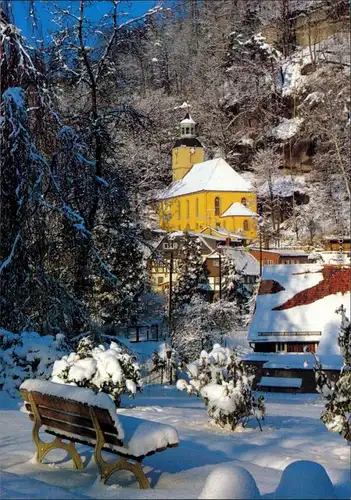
[248,264,351,352]
[158,158,253,200]
[221,202,257,218]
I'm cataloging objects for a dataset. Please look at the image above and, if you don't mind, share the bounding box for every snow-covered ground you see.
[0,386,350,499]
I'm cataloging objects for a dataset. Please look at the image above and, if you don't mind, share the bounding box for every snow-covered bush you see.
[51,336,142,406]
[177,344,265,431]
[0,329,69,397]
[314,305,351,442]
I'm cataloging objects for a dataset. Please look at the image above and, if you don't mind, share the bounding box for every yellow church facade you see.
[158,113,258,241]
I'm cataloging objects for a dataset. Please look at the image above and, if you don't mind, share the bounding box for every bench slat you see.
[24,403,118,435]
[21,389,116,429]
[28,413,122,447]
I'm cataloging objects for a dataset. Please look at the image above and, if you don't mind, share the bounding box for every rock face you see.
[199,464,260,500]
[274,460,336,499]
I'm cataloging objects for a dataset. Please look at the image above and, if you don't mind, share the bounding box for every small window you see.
[186,223,190,231]
[267,259,274,265]
[157,277,163,285]
[186,127,189,134]
[215,197,221,216]
[223,221,226,229]
[196,198,199,217]
[163,241,177,250]
[213,260,219,267]
[276,343,286,352]
[186,199,190,218]
[243,220,249,231]
[241,197,247,206]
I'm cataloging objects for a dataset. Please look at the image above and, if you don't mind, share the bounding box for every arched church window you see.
[243,220,249,231]
[196,198,199,217]
[241,197,247,206]
[177,201,181,219]
[186,200,190,218]
[215,197,221,216]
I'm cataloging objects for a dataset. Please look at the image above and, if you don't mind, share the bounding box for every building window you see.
[196,198,199,217]
[177,200,181,219]
[186,223,190,231]
[186,199,190,218]
[213,260,219,267]
[267,259,274,265]
[157,277,163,285]
[215,197,221,216]
[223,221,226,229]
[243,220,249,231]
[163,241,178,250]
[186,127,189,134]
[276,343,286,352]
[241,197,247,206]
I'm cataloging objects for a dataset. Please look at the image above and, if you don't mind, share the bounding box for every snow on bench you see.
[257,376,302,389]
[20,379,179,488]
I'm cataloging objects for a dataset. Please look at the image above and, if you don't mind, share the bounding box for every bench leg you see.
[28,393,84,470]
[90,408,150,489]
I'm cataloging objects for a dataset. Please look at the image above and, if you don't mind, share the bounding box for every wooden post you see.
[168,250,174,338]
[259,216,263,277]
[218,250,222,300]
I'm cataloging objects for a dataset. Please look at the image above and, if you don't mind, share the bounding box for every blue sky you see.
[10,0,158,43]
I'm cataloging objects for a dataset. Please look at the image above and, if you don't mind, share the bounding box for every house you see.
[147,231,249,297]
[248,263,351,354]
[249,247,309,266]
[204,246,259,297]
[245,263,350,392]
[325,236,351,252]
[157,113,258,240]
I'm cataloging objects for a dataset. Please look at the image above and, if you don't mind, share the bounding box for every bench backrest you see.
[20,388,123,447]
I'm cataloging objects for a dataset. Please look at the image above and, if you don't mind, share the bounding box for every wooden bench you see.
[20,379,179,489]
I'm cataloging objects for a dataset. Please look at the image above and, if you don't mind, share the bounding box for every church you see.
[157,113,258,240]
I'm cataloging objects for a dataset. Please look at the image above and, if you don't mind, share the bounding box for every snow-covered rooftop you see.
[207,247,259,276]
[250,247,308,257]
[159,158,253,200]
[221,202,257,218]
[248,264,351,357]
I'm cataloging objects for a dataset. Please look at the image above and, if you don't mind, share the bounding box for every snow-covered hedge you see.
[0,329,69,396]
[177,344,265,431]
[51,336,142,406]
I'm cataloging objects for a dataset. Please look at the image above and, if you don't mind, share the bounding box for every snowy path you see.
[0,387,350,499]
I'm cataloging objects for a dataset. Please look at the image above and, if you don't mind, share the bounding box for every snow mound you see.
[274,460,336,499]
[199,464,260,499]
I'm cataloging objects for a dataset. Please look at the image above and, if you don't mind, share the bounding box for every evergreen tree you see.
[172,233,209,312]
[221,254,256,326]
[314,305,351,442]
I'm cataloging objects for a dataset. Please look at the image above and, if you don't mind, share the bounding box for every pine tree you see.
[221,254,255,327]
[172,233,209,313]
[314,305,351,442]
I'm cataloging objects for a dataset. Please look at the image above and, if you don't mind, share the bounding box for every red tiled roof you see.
[273,265,351,311]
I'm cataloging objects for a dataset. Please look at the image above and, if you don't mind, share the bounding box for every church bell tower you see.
[172,111,204,181]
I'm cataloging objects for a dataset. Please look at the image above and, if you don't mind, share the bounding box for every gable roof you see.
[248,264,351,355]
[207,247,259,276]
[221,202,257,218]
[158,157,253,200]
